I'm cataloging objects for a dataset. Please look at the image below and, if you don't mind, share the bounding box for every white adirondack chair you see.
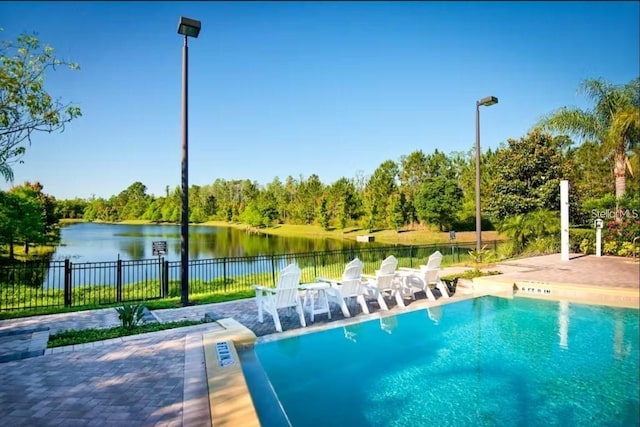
[362,255,404,310]
[253,263,306,332]
[398,251,450,301]
[317,258,368,317]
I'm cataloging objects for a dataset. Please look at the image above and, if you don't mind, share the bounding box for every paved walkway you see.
[0,254,637,426]
[0,323,222,426]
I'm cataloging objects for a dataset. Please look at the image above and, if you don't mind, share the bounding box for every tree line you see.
[63,125,638,233]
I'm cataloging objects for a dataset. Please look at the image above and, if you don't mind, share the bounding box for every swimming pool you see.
[251,296,639,426]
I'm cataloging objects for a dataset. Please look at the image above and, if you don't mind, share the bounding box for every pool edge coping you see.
[473,276,640,309]
[203,318,261,427]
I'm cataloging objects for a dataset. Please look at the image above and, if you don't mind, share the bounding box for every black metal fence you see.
[0,241,501,312]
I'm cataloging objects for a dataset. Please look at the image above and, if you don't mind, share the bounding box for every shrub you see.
[603,241,618,255]
[525,236,559,255]
[496,241,516,259]
[579,238,593,255]
[604,217,640,246]
[497,210,559,255]
[115,302,146,329]
[570,229,595,253]
[468,245,489,265]
[617,242,637,257]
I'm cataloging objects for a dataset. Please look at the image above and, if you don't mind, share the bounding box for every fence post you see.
[64,259,72,307]
[313,253,318,279]
[271,255,277,287]
[223,258,227,292]
[116,259,122,302]
[163,260,169,297]
[158,256,163,298]
[409,246,414,268]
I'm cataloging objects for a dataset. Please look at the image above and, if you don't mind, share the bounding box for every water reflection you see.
[53,223,374,262]
[558,300,569,349]
[119,240,145,259]
[427,305,443,325]
[380,315,398,334]
[343,322,365,342]
[613,311,632,358]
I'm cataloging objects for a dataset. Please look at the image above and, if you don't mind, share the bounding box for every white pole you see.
[596,228,602,257]
[560,180,569,261]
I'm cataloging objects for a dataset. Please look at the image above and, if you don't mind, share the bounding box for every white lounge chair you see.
[253,263,306,332]
[398,250,451,301]
[362,255,404,310]
[317,257,368,317]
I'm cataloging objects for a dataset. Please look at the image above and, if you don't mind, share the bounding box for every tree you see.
[255,188,279,225]
[143,199,163,223]
[262,177,286,224]
[386,193,405,231]
[55,197,88,219]
[566,140,613,200]
[239,202,266,227]
[539,78,640,199]
[0,189,44,258]
[294,174,323,224]
[114,181,151,220]
[399,150,428,224]
[414,176,463,231]
[10,181,58,233]
[326,177,360,230]
[486,130,572,221]
[317,198,330,230]
[1,31,82,181]
[363,160,399,231]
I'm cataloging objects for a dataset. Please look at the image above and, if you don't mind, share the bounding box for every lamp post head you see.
[178,16,201,38]
[477,96,498,107]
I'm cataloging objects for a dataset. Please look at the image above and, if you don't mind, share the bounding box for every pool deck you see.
[0,254,637,426]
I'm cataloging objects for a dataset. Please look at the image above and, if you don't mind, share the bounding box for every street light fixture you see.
[475,95,498,254]
[177,16,201,306]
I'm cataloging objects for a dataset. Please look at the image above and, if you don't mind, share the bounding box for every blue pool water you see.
[253,297,639,427]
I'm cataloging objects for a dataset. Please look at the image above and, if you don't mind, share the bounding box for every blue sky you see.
[1,1,638,200]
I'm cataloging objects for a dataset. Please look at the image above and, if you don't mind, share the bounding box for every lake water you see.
[52,223,368,263]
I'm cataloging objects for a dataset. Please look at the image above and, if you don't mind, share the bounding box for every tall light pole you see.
[177,16,201,306]
[475,95,498,253]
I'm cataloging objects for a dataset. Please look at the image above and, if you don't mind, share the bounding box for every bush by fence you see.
[0,241,502,312]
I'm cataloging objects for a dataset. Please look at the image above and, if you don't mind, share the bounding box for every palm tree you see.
[497,214,530,255]
[525,209,560,238]
[539,78,640,199]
